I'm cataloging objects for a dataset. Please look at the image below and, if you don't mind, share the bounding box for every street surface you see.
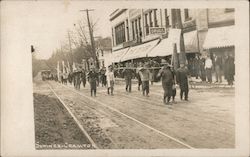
[33,78,235,149]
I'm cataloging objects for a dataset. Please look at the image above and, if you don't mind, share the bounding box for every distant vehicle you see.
[41,70,51,81]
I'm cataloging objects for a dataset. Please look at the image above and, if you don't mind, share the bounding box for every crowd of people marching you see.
[49,53,234,105]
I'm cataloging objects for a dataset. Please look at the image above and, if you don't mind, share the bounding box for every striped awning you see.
[203,26,235,49]
[120,39,159,62]
[112,47,129,63]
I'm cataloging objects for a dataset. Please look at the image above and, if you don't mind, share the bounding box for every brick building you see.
[109,8,235,63]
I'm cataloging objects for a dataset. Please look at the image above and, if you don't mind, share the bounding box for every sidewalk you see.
[115,75,234,89]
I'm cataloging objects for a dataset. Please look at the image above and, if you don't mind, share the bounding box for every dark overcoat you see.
[158,67,173,97]
[176,67,189,91]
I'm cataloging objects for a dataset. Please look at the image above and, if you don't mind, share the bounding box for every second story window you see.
[184,9,191,21]
[149,10,153,27]
[153,9,158,27]
[145,13,149,35]
[115,22,126,45]
[165,9,170,28]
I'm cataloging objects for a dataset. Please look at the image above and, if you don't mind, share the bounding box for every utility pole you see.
[171,9,186,65]
[80,9,99,69]
[67,31,74,64]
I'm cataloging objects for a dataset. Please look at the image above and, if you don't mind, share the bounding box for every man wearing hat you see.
[176,63,189,101]
[157,59,174,105]
[139,62,151,96]
[87,66,99,97]
[122,62,134,92]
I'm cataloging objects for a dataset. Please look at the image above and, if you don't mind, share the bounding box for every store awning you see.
[147,38,173,57]
[147,28,182,57]
[120,39,159,62]
[112,47,129,63]
[203,26,235,49]
[184,30,199,53]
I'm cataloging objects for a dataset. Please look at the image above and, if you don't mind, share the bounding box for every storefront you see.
[203,25,235,57]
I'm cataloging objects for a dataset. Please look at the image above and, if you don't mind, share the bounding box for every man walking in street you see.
[136,62,143,91]
[122,62,134,92]
[176,63,189,101]
[157,60,174,105]
[81,68,86,88]
[205,55,213,83]
[87,66,99,97]
[139,63,151,97]
[106,66,115,95]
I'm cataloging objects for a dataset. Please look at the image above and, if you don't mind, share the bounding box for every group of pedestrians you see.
[120,59,189,105]
[55,52,234,105]
[188,53,235,85]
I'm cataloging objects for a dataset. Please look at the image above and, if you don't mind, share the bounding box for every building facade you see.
[109,8,235,63]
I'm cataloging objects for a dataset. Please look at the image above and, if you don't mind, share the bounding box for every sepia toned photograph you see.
[32,7,235,149]
[1,1,249,157]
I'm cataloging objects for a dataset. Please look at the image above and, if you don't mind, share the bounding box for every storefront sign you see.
[149,27,166,35]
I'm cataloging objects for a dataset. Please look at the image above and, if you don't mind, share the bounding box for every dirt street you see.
[33,79,235,149]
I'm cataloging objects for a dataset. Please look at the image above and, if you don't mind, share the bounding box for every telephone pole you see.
[171,9,186,65]
[67,31,74,64]
[80,9,99,69]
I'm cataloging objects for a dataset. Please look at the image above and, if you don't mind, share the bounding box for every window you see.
[138,17,142,36]
[126,19,129,41]
[165,9,170,28]
[145,14,149,35]
[135,19,138,37]
[132,21,135,40]
[149,10,153,27]
[184,9,191,21]
[114,22,126,45]
[153,9,158,27]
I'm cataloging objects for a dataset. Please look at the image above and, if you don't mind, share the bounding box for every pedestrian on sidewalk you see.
[139,63,151,97]
[87,66,98,97]
[176,63,189,101]
[213,54,223,83]
[136,62,143,91]
[157,60,173,105]
[106,66,115,95]
[122,62,134,92]
[224,53,235,85]
[200,57,206,82]
[205,55,213,83]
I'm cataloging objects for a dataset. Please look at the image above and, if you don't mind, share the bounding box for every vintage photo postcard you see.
[1,0,249,157]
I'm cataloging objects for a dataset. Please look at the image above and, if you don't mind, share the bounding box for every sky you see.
[1,1,113,59]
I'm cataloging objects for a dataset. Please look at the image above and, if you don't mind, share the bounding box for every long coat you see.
[224,56,235,79]
[176,67,189,91]
[158,67,173,97]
